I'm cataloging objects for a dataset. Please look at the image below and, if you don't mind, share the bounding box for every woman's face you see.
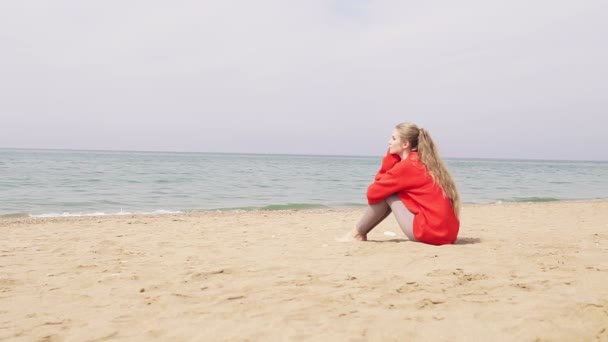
[388,129,408,155]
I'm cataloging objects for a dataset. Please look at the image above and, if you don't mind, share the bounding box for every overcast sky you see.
[1,1,606,160]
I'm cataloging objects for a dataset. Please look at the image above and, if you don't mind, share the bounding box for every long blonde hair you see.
[395,123,460,217]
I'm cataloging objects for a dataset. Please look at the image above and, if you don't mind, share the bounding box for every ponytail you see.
[417,128,460,218]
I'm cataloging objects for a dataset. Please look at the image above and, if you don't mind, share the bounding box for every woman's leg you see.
[338,201,392,241]
[355,201,392,236]
[385,194,416,241]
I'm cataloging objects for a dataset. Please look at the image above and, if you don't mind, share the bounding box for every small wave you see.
[197,203,331,212]
[260,203,329,210]
[337,202,367,208]
[0,212,30,219]
[31,212,111,218]
[28,209,183,218]
[507,197,561,203]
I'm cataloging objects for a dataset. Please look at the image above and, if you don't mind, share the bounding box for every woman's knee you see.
[385,194,401,205]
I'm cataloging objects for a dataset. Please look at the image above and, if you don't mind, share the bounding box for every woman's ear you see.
[402,141,410,149]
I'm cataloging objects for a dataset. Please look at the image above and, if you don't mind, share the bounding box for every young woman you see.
[345,122,460,245]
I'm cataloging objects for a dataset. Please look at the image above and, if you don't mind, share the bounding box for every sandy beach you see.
[1,201,607,341]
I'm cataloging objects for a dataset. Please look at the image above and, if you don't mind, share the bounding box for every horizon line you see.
[0,147,606,163]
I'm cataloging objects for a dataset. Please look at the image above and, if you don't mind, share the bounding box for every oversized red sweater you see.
[366,151,459,245]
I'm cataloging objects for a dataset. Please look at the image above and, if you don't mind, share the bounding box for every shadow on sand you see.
[454,237,481,245]
[367,237,481,245]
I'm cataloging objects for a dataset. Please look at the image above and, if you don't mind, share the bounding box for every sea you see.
[1,148,607,218]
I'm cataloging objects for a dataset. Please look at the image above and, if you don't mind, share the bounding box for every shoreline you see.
[2,198,608,223]
[2,200,607,340]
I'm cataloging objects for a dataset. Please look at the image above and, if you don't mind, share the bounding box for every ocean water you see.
[1,149,607,218]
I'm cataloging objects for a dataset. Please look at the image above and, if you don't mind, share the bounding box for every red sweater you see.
[366,151,459,245]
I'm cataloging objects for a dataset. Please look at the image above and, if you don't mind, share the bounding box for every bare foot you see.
[335,229,367,242]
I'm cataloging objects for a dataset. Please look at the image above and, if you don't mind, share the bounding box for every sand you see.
[1,201,607,341]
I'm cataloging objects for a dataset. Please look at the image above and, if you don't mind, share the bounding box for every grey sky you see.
[1,1,607,160]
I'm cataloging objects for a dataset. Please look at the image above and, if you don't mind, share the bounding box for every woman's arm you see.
[367,161,419,204]
[374,149,401,181]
